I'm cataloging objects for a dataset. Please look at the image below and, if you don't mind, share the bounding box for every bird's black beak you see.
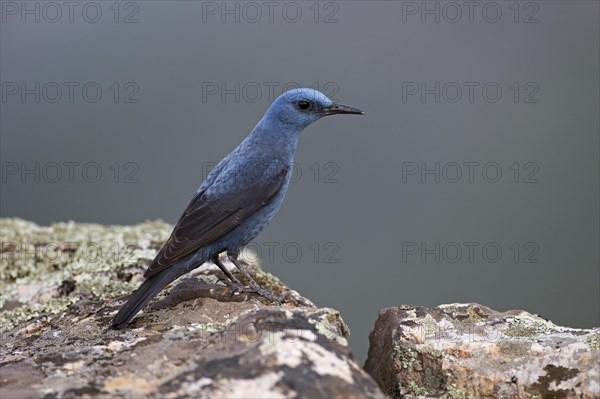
[322,103,365,116]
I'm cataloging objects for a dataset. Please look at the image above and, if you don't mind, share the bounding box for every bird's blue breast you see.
[217,165,292,252]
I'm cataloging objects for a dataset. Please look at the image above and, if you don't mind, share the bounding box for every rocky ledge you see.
[0,219,384,398]
[364,304,599,399]
[1,219,597,399]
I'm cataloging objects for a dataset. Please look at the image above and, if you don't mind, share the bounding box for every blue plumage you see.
[112,88,363,328]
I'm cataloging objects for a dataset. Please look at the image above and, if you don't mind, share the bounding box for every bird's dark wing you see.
[143,164,289,278]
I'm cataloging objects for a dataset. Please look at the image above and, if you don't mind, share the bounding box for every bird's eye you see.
[296,100,312,111]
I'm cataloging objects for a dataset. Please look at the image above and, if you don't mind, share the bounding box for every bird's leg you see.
[212,254,249,299]
[227,253,282,304]
[212,253,281,304]
[211,254,240,284]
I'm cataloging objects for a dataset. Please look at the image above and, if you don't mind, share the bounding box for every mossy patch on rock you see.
[1,218,172,332]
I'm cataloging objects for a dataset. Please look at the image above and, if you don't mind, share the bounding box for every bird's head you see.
[266,88,364,129]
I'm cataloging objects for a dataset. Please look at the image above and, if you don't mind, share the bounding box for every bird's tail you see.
[111,266,183,329]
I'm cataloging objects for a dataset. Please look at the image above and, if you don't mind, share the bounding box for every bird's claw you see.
[218,276,282,304]
[216,277,243,298]
[243,284,282,304]
[215,276,229,285]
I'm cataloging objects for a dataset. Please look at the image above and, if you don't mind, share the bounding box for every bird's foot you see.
[216,275,244,295]
[242,284,282,304]
[217,274,282,304]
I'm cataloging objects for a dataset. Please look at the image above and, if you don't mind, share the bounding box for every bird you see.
[111,88,363,328]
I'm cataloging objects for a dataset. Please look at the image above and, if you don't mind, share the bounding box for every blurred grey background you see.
[1,1,598,362]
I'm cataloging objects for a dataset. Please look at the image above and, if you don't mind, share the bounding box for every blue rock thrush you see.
[112,88,363,328]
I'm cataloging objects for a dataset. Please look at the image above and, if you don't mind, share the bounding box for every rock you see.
[0,218,384,398]
[364,303,599,399]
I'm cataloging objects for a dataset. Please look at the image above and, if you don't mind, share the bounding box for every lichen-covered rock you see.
[0,218,174,332]
[0,219,384,398]
[364,303,599,399]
